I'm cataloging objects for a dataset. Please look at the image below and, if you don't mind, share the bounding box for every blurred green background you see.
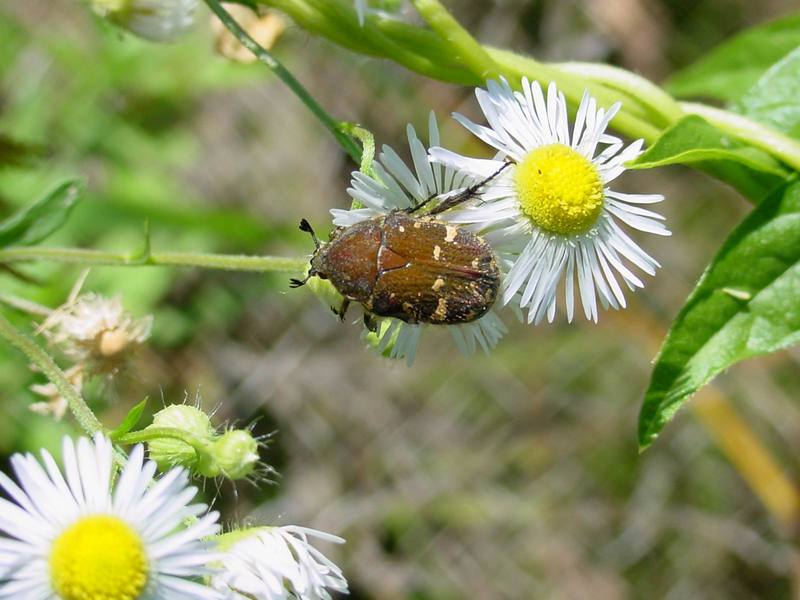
[2,1,800,598]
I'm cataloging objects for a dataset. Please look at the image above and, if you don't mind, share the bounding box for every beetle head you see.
[289,218,324,288]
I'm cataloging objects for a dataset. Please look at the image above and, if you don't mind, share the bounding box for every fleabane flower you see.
[332,112,508,364]
[0,434,221,599]
[211,526,348,600]
[91,0,198,42]
[39,292,152,375]
[431,78,670,324]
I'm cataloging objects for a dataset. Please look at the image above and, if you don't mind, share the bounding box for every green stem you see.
[550,61,685,125]
[265,0,662,142]
[116,427,206,449]
[269,0,477,84]
[411,0,498,79]
[0,312,104,435]
[0,246,308,273]
[681,102,800,173]
[203,0,363,163]
[482,49,664,142]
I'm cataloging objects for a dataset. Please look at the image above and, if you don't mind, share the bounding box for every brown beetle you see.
[291,165,508,329]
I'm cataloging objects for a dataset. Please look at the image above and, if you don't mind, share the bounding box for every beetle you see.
[290,164,508,329]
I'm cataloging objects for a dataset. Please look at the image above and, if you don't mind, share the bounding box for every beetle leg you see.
[331,298,350,322]
[363,312,378,332]
[428,160,513,215]
[407,191,439,215]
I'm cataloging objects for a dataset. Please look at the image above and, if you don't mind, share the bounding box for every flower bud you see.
[146,405,217,475]
[212,429,260,480]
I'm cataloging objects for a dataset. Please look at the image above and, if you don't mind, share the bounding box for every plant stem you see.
[0,246,308,273]
[411,0,498,79]
[0,312,104,435]
[681,102,800,173]
[553,61,685,125]
[203,0,363,164]
[116,427,206,449]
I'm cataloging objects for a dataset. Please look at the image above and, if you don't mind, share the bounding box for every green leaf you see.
[0,180,82,247]
[733,47,800,139]
[666,12,800,102]
[638,179,800,450]
[629,115,789,200]
[110,398,148,440]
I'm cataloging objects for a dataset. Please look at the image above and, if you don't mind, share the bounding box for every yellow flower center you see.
[50,515,149,600]
[514,143,605,236]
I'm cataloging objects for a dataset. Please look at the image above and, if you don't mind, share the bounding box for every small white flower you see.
[431,78,670,324]
[334,112,507,364]
[39,292,152,374]
[354,0,366,25]
[212,526,348,600]
[0,434,222,599]
[91,0,198,42]
[29,364,84,420]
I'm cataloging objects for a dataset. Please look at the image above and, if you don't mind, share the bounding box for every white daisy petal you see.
[0,435,221,599]
[212,526,348,600]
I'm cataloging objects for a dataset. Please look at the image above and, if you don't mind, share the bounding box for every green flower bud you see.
[146,405,216,475]
[212,429,260,480]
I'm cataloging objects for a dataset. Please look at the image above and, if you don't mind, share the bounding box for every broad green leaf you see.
[110,398,148,440]
[629,116,789,200]
[639,179,800,450]
[0,180,82,247]
[733,47,800,139]
[666,12,800,102]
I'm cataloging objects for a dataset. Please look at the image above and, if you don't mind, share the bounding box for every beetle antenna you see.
[427,161,512,215]
[298,218,321,249]
[289,276,309,288]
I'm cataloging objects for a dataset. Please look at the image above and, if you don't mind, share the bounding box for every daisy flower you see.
[91,0,198,42]
[430,78,670,324]
[211,526,348,600]
[333,112,508,364]
[0,433,221,599]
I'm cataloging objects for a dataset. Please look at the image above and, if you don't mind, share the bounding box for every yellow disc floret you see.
[514,143,605,236]
[50,515,148,600]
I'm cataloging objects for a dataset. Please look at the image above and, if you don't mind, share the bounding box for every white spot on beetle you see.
[433,245,441,260]
[444,226,457,242]
[399,225,405,232]
[432,278,445,291]
[434,298,448,320]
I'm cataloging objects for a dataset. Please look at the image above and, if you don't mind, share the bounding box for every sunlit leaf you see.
[733,47,800,140]
[629,115,789,200]
[666,12,800,102]
[639,180,800,449]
